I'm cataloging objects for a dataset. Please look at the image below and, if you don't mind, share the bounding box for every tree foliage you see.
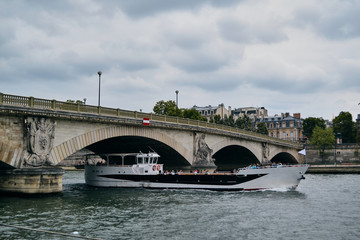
[256,122,268,135]
[356,129,360,143]
[153,100,181,117]
[333,111,356,143]
[153,100,207,121]
[183,108,206,121]
[210,114,222,124]
[303,117,326,139]
[235,115,253,131]
[310,126,335,155]
[222,115,235,127]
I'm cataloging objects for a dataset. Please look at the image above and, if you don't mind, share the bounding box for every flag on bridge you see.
[298,149,306,155]
[143,118,150,126]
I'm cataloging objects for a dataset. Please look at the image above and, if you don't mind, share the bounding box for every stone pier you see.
[0,168,64,194]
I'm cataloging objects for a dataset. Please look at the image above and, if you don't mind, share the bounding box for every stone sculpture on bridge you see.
[194,133,215,167]
[22,117,56,167]
[262,142,270,163]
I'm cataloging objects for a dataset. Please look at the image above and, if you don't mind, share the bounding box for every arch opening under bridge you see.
[213,145,259,171]
[270,152,298,164]
[84,136,191,169]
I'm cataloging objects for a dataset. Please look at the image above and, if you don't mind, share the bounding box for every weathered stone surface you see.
[304,145,360,165]
[22,117,56,167]
[0,168,64,194]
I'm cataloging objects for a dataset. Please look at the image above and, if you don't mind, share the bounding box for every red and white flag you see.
[143,118,150,126]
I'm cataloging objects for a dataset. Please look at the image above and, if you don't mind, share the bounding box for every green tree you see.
[222,115,235,127]
[153,100,182,117]
[303,117,326,139]
[183,108,206,121]
[333,111,356,143]
[310,126,335,156]
[210,114,222,124]
[356,129,360,143]
[256,122,268,135]
[235,115,253,131]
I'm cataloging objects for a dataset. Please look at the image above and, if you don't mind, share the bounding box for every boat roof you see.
[88,152,160,158]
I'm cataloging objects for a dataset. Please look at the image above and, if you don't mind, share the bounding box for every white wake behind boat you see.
[85,152,309,191]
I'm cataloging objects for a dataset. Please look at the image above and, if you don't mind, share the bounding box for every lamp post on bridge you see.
[175,90,179,108]
[98,71,102,107]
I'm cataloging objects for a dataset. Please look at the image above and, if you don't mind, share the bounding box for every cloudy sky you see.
[1,0,359,120]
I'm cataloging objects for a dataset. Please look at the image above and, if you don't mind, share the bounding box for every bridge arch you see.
[270,152,298,164]
[49,126,193,167]
[213,145,259,171]
[211,139,263,162]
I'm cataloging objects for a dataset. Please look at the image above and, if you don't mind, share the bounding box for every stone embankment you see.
[307,164,360,174]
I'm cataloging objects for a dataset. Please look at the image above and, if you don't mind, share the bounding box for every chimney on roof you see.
[294,113,301,119]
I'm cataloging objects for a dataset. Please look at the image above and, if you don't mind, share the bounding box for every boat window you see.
[108,156,122,165]
[124,156,136,165]
[153,157,158,164]
[137,157,144,164]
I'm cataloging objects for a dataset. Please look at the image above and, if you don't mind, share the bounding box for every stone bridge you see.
[0,93,304,172]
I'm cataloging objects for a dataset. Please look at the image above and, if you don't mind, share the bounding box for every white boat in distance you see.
[85,151,309,191]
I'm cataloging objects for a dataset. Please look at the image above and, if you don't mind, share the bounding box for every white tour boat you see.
[85,152,309,191]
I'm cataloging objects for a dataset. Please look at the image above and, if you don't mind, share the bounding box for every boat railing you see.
[237,164,309,171]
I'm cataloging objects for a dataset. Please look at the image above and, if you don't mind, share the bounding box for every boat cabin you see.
[86,151,163,174]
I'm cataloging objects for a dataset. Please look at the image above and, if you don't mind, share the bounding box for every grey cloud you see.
[245,75,326,94]
[168,52,229,73]
[113,58,158,72]
[109,0,240,19]
[218,18,288,44]
[173,71,246,92]
[166,31,209,50]
[293,1,360,40]
[318,12,360,39]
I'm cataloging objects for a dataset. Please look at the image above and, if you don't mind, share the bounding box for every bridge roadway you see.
[0,93,303,171]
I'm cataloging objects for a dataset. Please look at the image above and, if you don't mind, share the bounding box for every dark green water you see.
[1,172,360,240]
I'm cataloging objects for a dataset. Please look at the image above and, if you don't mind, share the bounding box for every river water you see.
[1,171,359,240]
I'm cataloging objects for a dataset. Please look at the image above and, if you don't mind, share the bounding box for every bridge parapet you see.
[0,92,301,149]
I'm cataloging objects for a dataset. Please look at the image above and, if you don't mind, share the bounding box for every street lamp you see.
[98,71,102,107]
[175,90,179,108]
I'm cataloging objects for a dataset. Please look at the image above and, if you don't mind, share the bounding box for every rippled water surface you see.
[1,172,360,240]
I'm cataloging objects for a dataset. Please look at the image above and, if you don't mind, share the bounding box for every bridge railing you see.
[0,92,301,146]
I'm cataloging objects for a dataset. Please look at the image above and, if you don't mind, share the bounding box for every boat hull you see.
[85,165,308,191]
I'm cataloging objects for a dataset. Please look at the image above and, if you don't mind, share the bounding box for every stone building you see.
[255,112,303,141]
[193,104,231,122]
[232,107,268,121]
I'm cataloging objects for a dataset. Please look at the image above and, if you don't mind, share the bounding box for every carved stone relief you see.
[193,133,215,167]
[262,142,270,162]
[22,117,56,167]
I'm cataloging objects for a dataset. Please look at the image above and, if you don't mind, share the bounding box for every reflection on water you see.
[1,172,360,240]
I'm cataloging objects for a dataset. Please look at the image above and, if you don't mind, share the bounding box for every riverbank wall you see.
[307,164,360,174]
[304,144,360,165]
